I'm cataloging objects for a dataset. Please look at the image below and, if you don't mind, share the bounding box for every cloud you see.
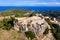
[14,0,60,6]
[55,2,60,4]
[0,0,60,6]
[23,2,60,6]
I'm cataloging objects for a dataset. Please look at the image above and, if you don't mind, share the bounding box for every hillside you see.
[42,11,60,21]
[0,9,36,17]
[0,16,55,40]
[0,9,60,40]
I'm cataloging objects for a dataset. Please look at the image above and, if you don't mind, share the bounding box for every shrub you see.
[28,12,36,17]
[45,18,60,40]
[51,27,57,33]
[55,33,60,40]
[15,13,21,17]
[43,28,49,35]
[3,24,12,30]
[0,21,3,28]
[25,31,35,40]
[45,18,53,26]
[2,18,15,30]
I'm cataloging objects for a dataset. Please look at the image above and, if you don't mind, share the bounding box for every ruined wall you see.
[14,16,55,40]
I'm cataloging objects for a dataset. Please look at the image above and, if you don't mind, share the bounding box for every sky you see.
[0,0,60,6]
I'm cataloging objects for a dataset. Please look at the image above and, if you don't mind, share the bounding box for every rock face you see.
[14,16,55,40]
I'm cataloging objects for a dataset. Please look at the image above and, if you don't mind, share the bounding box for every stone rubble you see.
[14,16,55,40]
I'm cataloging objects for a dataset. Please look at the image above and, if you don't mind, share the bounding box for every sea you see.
[0,6,60,12]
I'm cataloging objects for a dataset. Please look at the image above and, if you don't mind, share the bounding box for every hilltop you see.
[0,9,60,40]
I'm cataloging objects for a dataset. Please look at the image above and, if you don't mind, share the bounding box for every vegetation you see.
[45,18,53,26]
[45,18,60,40]
[0,9,36,30]
[0,9,36,40]
[0,9,60,40]
[25,31,35,40]
[15,12,36,17]
[0,17,15,30]
[0,21,3,28]
[42,11,60,17]
[28,12,36,17]
[42,10,60,22]
[52,24,60,40]
[0,9,36,17]
[43,27,49,35]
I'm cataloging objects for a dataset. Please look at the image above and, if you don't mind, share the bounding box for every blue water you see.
[0,6,60,12]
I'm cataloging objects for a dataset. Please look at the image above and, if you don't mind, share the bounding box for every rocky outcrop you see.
[14,16,55,40]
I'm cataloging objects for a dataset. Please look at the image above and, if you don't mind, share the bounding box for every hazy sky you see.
[0,0,60,6]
